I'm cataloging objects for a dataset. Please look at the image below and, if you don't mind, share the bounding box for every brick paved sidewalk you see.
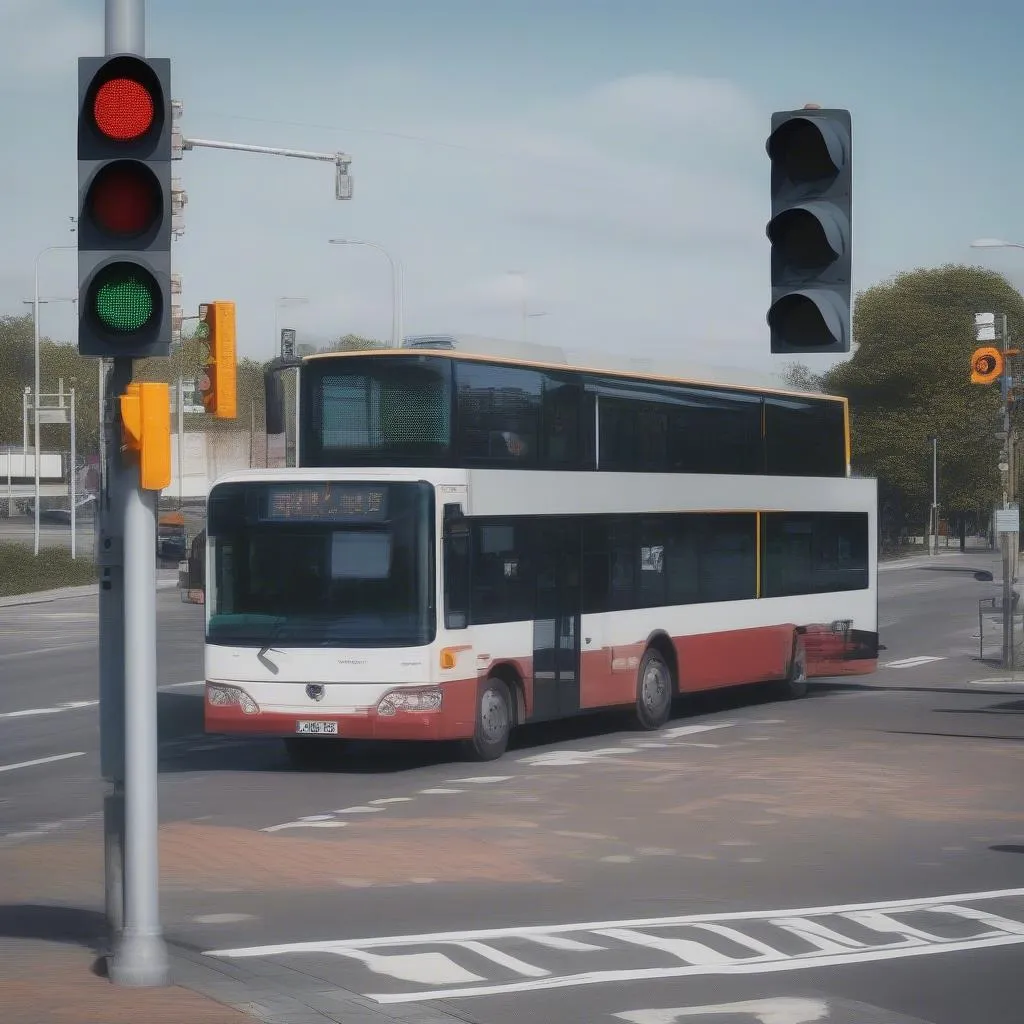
[0,938,254,1024]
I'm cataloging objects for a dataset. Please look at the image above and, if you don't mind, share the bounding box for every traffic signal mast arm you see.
[178,136,353,199]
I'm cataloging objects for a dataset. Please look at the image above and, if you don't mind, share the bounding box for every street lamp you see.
[328,239,403,347]
[31,245,76,556]
[971,238,1024,250]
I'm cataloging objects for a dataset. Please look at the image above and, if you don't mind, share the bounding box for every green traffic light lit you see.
[89,263,158,333]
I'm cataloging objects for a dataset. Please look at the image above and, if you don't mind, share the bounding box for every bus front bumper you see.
[203,678,479,742]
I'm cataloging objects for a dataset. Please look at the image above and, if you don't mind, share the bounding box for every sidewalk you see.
[0,938,255,1023]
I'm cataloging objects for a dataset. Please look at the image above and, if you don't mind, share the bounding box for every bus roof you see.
[302,335,841,404]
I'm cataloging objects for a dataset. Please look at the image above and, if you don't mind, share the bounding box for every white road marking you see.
[883,656,947,668]
[335,806,386,814]
[662,723,736,738]
[206,887,1024,1004]
[0,681,202,723]
[450,775,513,784]
[261,820,348,833]
[370,797,413,805]
[0,751,86,773]
[193,913,257,925]
[617,997,831,1024]
[969,678,1024,687]
[419,787,465,795]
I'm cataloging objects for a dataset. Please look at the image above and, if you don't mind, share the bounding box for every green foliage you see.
[0,541,97,596]
[318,333,387,353]
[791,264,1024,533]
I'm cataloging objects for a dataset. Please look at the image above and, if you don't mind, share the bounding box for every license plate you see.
[295,720,339,735]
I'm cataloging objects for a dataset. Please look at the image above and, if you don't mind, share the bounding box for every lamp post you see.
[971,238,1024,250]
[928,435,938,555]
[328,239,403,347]
[31,245,76,555]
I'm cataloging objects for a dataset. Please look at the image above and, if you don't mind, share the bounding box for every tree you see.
[318,333,385,353]
[794,264,1024,542]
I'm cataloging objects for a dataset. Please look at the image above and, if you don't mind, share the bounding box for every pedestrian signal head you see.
[970,346,1003,385]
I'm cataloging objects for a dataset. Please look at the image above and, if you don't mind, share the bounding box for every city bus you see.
[200,345,877,766]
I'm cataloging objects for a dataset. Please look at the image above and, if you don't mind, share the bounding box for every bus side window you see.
[443,503,470,629]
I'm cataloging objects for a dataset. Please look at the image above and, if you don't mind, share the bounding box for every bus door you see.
[532,519,581,720]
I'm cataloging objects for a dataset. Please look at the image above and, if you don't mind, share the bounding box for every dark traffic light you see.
[77,54,172,359]
[767,105,852,354]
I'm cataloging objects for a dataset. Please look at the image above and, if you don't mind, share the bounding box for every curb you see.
[169,943,466,1024]
[0,575,179,609]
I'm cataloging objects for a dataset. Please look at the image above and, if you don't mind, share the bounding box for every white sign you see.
[976,311,996,342]
[995,507,1020,533]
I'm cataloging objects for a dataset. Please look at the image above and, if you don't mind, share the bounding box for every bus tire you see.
[465,676,512,761]
[633,647,673,731]
[774,637,808,700]
[283,737,343,770]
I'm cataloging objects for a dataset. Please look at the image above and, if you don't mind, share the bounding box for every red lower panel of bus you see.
[579,624,877,710]
[204,676,479,741]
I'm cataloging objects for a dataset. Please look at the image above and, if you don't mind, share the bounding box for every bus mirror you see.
[264,370,285,435]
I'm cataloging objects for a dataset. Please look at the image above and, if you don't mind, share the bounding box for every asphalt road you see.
[1,547,1023,1024]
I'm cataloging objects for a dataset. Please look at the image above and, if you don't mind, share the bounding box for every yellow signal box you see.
[970,345,1004,385]
[198,300,238,419]
[120,381,172,491]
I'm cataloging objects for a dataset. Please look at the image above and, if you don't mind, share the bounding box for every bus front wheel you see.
[633,647,673,730]
[465,676,512,761]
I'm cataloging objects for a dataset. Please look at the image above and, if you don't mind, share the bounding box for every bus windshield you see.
[206,480,435,648]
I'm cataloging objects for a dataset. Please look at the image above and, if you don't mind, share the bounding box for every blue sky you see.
[2,0,1023,377]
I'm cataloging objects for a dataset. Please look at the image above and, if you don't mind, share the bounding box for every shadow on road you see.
[0,903,105,948]
[932,699,1024,717]
[991,844,1024,855]
[156,681,787,777]
[882,728,1024,743]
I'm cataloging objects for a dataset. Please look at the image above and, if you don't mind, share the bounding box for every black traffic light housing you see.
[767,106,852,355]
[77,54,172,359]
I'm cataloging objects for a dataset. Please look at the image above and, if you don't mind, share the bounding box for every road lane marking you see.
[0,682,202,723]
[206,887,1024,1004]
[883,656,947,668]
[616,997,831,1023]
[0,643,94,660]
[0,751,86,773]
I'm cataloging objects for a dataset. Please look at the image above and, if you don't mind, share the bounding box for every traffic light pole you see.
[999,314,1016,670]
[98,0,171,988]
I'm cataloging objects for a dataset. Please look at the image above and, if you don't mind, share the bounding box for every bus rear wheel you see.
[464,676,512,761]
[633,647,673,730]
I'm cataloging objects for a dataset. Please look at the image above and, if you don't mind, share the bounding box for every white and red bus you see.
[201,345,877,765]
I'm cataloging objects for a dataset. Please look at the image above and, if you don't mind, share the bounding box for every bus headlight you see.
[377,688,443,716]
[207,683,260,715]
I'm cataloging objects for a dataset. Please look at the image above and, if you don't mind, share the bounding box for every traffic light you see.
[766,105,852,354]
[971,346,1005,385]
[78,55,172,359]
[119,382,171,491]
[198,301,238,419]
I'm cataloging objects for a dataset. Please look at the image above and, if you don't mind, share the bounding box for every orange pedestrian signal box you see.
[198,300,237,419]
[970,345,1004,385]
[120,381,171,491]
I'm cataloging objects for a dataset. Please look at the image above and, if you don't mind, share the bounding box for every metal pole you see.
[177,376,183,508]
[105,0,144,53]
[33,257,40,556]
[294,366,301,465]
[110,476,167,985]
[103,0,169,988]
[22,389,28,454]
[932,437,938,555]
[70,388,77,560]
[394,257,404,348]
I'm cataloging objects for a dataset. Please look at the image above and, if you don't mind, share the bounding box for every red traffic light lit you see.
[86,161,161,237]
[93,76,155,141]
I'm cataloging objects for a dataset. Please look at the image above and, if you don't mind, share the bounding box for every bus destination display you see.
[264,484,389,522]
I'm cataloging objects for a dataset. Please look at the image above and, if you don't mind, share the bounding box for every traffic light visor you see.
[767,203,848,269]
[767,290,847,349]
[970,345,1003,384]
[85,161,162,238]
[82,56,164,147]
[88,261,160,333]
[767,116,848,184]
